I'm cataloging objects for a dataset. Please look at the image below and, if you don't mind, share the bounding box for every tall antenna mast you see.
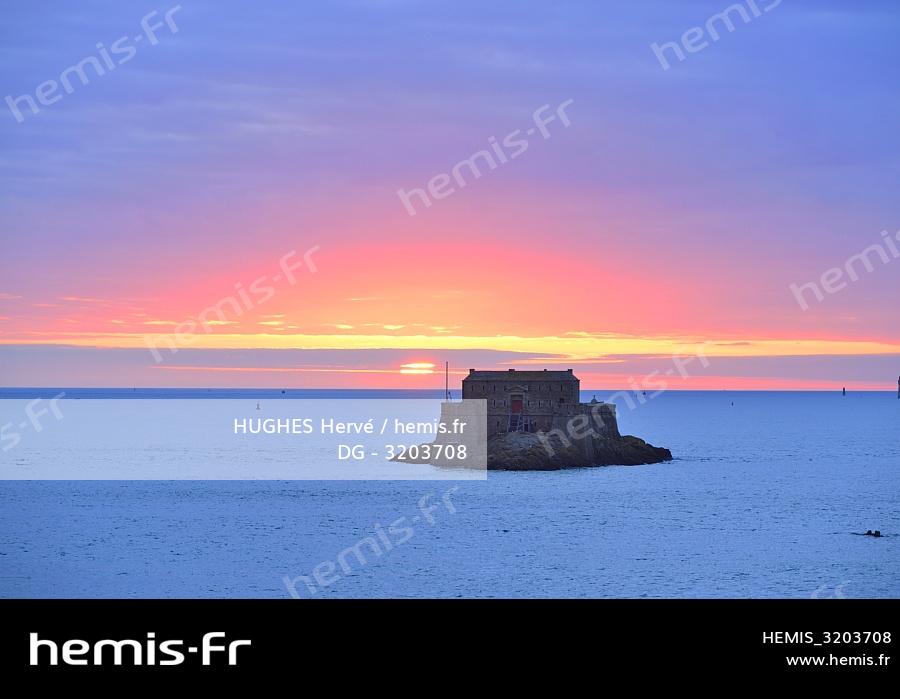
[445,361,449,401]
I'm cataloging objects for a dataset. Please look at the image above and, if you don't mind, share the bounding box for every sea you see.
[0,389,897,598]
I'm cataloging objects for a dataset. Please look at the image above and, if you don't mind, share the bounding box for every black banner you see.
[1,600,897,684]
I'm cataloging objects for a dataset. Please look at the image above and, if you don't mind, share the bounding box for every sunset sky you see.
[2,1,899,389]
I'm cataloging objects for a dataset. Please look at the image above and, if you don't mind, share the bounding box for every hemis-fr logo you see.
[30,632,251,666]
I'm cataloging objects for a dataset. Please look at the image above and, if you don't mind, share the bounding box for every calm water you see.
[1,391,897,598]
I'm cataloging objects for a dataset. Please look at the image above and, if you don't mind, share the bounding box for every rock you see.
[393,430,672,471]
[485,431,672,471]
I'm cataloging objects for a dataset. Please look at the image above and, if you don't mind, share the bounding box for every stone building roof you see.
[464,369,578,382]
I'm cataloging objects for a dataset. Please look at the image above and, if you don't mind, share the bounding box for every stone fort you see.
[461,368,619,438]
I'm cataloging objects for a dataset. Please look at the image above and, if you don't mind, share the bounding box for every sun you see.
[399,362,435,375]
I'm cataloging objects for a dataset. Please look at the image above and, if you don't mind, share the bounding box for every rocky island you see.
[397,369,672,471]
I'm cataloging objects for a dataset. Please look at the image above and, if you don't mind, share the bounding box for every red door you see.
[510,396,523,413]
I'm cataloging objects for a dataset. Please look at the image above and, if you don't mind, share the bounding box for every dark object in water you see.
[864,530,883,537]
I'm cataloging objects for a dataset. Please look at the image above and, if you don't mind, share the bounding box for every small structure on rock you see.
[461,368,618,438]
